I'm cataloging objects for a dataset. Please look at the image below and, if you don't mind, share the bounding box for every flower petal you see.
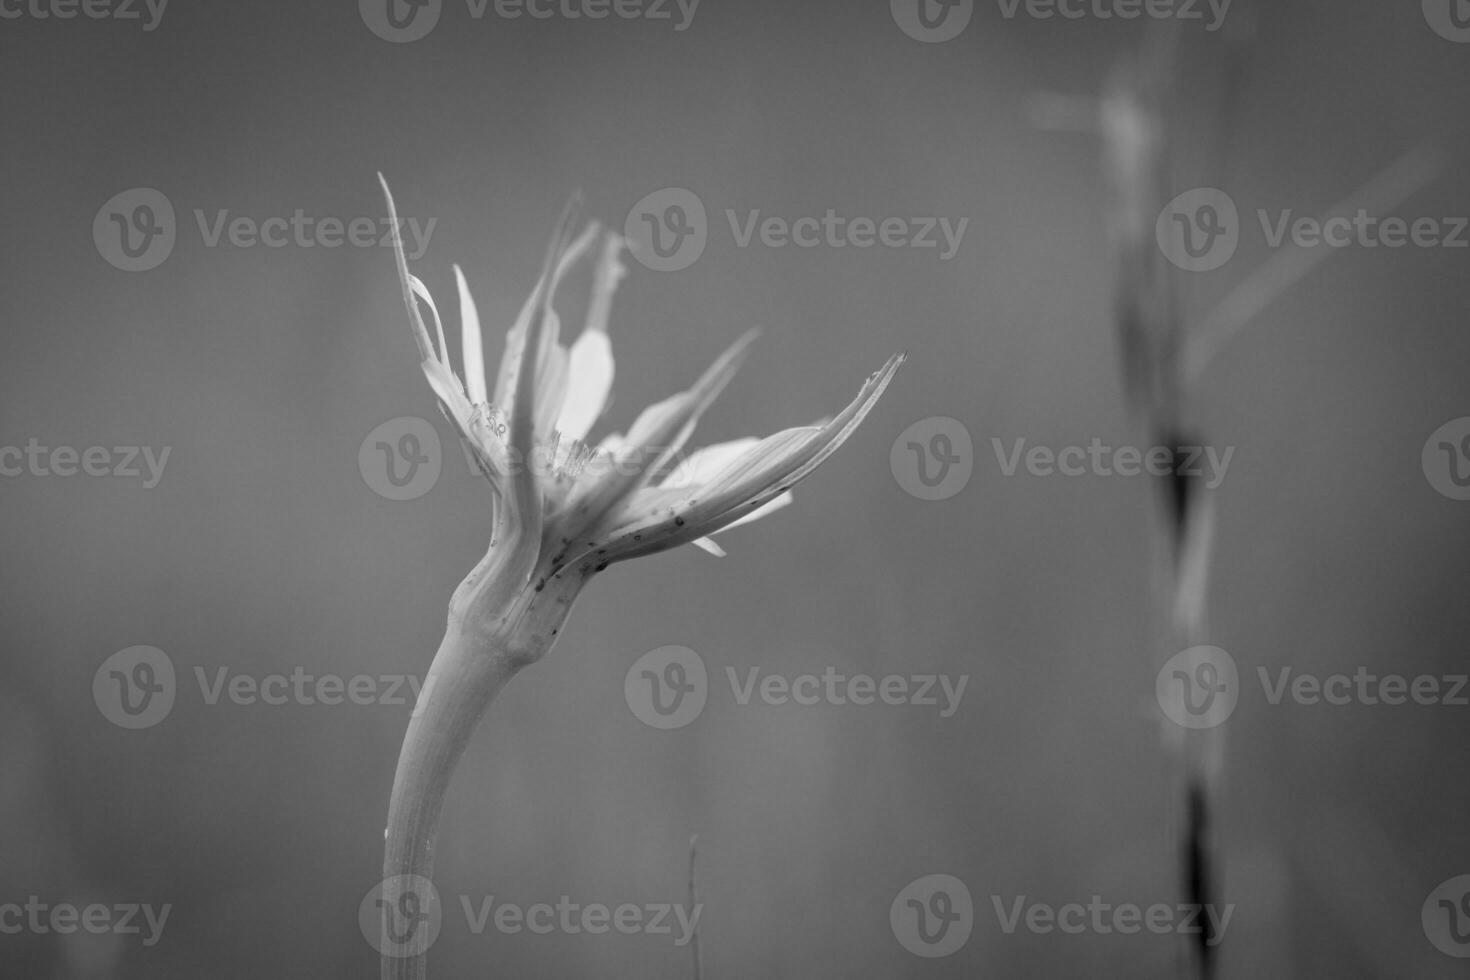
[716,489,792,532]
[410,275,450,367]
[662,437,759,488]
[555,233,625,441]
[551,330,759,545]
[505,203,581,524]
[492,217,598,412]
[690,536,727,557]
[455,265,488,406]
[379,174,437,364]
[556,330,614,441]
[588,352,905,564]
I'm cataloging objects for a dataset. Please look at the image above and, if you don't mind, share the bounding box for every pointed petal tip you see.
[691,536,727,558]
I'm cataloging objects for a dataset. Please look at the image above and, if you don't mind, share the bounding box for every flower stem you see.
[380,562,585,980]
[380,621,521,980]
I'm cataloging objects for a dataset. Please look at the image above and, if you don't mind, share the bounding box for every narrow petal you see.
[586,352,906,565]
[492,214,597,412]
[455,265,488,406]
[662,437,759,488]
[533,334,570,442]
[553,232,623,441]
[717,489,792,532]
[556,330,614,441]
[378,174,436,363]
[505,203,581,525]
[685,490,793,558]
[551,330,759,547]
[585,232,627,336]
[378,180,508,487]
[410,275,450,366]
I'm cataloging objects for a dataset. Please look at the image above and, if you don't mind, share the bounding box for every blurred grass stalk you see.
[1036,19,1441,978]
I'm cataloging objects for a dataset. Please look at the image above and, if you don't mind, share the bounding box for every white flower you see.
[380,176,903,582]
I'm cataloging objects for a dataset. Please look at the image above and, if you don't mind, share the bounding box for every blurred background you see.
[3,0,1469,976]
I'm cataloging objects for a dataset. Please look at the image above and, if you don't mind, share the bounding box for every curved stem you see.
[380,621,522,980]
[379,563,587,980]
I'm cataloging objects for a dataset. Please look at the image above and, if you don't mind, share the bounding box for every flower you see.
[379,176,904,583]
